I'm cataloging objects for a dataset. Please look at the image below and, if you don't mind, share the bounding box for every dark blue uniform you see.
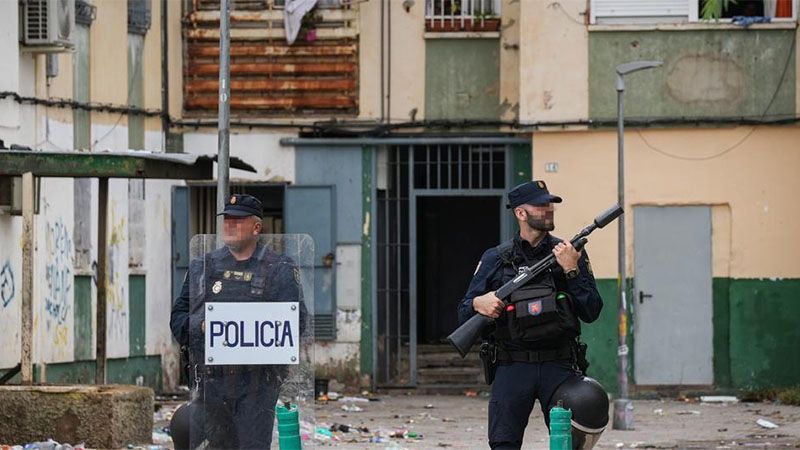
[458,233,602,450]
[170,243,306,449]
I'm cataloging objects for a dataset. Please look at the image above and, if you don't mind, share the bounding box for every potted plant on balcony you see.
[466,8,500,31]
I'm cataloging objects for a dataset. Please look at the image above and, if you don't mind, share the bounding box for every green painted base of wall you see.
[13,356,163,391]
[728,279,800,390]
[581,277,800,394]
[579,279,625,394]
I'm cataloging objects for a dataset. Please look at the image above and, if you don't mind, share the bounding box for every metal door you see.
[284,185,337,340]
[171,186,190,302]
[633,206,713,385]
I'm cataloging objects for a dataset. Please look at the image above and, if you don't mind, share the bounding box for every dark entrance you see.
[417,195,501,343]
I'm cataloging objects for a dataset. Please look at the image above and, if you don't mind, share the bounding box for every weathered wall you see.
[519,0,589,122]
[425,39,501,120]
[589,29,797,120]
[532,126,800,390]
[357,0,426,121]
[0,0,174,387]
[295,147,364,383]
[183,131,296,182]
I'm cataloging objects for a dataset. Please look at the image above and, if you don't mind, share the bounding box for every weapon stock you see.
[447,204,623,357]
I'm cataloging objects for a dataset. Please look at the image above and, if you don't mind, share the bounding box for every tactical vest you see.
[493,239,581,344]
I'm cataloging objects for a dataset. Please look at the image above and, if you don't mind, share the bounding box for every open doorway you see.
[417,195,501,344]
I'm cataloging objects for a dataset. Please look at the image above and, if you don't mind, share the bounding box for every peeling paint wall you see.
[519,0,589,122]
[0,0,176,389]
[588,29,797,119]
[183,132,296,183]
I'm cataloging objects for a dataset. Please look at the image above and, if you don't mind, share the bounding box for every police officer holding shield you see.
[170,194,307,449]
[458,181,609,449]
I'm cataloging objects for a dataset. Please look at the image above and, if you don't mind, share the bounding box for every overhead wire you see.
[635,34,797,161]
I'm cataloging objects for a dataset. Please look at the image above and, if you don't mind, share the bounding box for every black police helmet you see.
[548,376,609,449]
[170,400,200,450]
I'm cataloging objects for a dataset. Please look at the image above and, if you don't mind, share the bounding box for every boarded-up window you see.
[183,1,359,117]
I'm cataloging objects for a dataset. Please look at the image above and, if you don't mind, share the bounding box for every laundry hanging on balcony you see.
[284,0,318,45]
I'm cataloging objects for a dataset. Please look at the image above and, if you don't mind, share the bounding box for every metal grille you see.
[375,143,507,387]
[411,144,506,190]
[25,0,49,41]
[425,0,501,32]
[376,147,411,386]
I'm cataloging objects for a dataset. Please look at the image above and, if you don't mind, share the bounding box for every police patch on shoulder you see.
[293,267,301,285]
[212,280,222,294]
[473,261,482,275]
[586,261,593,275]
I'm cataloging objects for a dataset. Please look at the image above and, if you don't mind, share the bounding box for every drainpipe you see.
[160,0,170,150]
[386,0,391,124]
[380,0,385,123]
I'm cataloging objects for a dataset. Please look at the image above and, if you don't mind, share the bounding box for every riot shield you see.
[184,234,315,450]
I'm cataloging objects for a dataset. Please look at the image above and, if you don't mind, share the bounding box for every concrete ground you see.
[311,393,800,449]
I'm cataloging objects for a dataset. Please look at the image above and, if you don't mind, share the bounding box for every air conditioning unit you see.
[22,0,76,52]
[0,177,41,216]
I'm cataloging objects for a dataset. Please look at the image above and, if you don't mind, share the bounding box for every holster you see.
[478,342,498,385]
[574,340,590,375]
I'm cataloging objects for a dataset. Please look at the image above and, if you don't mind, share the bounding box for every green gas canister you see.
[549,400,573,450]
[276,402,302,450]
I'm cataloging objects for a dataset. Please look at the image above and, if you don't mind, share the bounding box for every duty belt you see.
[496,345,573,363]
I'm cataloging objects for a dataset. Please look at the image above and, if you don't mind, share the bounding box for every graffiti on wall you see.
[44,219,72,327]
[107,212,128,343]
[0,260,14,308]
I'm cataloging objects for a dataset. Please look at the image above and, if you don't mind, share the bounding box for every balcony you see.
[425,0,501,32]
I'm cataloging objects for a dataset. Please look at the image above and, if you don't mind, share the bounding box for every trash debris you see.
[653,408,664,416]
[341,404,363,412]
[615,443,625,449]
[315,426,334,440]
[464,390,478,397]
[387,429,422,439]
[676,410,701,415]
[756,418,779,429]
[700,396,739,404]
[330,423,351,433]
[339,396,370,403]
[151,430,172,445]
[327,391,340,400]
[21,440,86,450]
[424,404,435,409]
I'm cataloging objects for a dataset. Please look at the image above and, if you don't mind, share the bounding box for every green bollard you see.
[276,402,302,450]
[549,400,572,450]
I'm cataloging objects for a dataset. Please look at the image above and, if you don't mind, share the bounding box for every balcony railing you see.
[425,0,501,32]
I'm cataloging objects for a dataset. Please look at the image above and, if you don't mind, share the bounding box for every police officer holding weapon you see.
[170,194,308,449]
[450,181,622,449]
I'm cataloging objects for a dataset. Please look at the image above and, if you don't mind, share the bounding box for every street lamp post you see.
[216,0,231,240]
[613,60,662,431]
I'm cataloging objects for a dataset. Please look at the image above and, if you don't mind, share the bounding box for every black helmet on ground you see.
[548,376,610,449]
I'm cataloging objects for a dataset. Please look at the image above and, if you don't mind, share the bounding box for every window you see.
[425,0,502,32]
[590,0,797,24]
